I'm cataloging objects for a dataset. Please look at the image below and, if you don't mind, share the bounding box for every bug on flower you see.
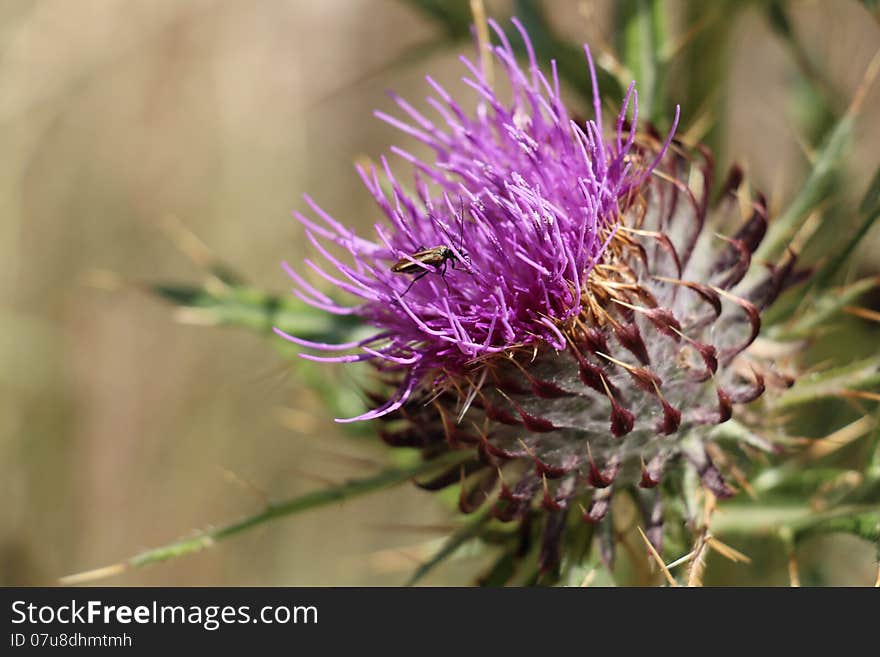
[391,213,470,294]
[391,245,467,296]
[391,245,459,275]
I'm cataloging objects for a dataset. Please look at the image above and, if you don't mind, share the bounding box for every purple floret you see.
[277,18,678,422]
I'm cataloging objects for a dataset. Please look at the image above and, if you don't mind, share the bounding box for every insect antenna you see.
[440,195,473,274]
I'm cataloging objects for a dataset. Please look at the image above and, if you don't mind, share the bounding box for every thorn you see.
[716,387,733,423]
[843,305,880,324]
[639,453,664,488]
[652,381,681,434]
[706,536,752,564]
[518,439,572,478]
[498,390,557,432]
[508,358,572,398]
[217,466,271,506]
[839,389,880,402]
[580,568,598,587]
[598,372,634,437]
[637,526,677,587]
[686,533,710,587]
[847,46,880,118]
[613,322,651,365]
[780,528,800,587]
[802,415,875,461]
[712,286,761,360]
[586,444,620,487]
[652,276,722,318]
[596,351,662,393]
[59,563,128,586]
[457,368,487,423]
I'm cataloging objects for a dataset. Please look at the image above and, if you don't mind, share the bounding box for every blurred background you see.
[1,0,878,586]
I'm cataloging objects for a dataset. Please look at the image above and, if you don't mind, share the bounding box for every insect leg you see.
[401,269,430,297]
[439,260,451,294]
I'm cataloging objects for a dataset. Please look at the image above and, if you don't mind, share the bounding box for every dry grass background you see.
[0,0,877,586]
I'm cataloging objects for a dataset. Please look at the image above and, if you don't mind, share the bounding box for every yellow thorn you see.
[595,351,636,372]
[839,389,880,403]
[843,305,880,324]
[158,214,215,270]
[848,47,880,118]
[787,552,801,588]
[217,466,270,506]
[706,536,752,564]
[636,526,677,587]
[686,536,709,587]
[580,568,598,587]
[802,415,875,461]
[517,438,536,459]
[59,562,127,586]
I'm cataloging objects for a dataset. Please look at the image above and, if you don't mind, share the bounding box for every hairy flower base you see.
[372,144,803,570]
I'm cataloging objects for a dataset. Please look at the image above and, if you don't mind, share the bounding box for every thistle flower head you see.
[280,19,678,416]
[278,19,803,571]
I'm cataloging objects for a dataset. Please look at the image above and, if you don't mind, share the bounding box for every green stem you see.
[711,503,879,536]
[406,508,492,586]
[618,0,667,123]
[70,451,472,580]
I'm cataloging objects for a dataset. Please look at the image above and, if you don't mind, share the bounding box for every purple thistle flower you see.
[278,18,678,421]
[278,19,802,571]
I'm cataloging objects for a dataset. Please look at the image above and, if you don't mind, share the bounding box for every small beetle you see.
[391,245,467,295]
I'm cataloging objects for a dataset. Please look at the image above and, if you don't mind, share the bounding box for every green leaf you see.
[814,166,880,287]
[775,356,880,409]
[771,277,878,339]
[711,503,879,536]
[794,510,880,545]
[617,0,668,123]
[678,0,742,164]
[755,113,854,262]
